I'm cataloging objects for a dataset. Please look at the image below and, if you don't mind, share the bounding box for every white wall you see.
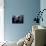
[0,0,4,42]
[40,0,46,45]
[40,0,46,26]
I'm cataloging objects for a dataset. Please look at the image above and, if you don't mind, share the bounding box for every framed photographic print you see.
[12,15,24,24]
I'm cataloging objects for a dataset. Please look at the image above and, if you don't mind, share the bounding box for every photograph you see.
[12,15,24,24]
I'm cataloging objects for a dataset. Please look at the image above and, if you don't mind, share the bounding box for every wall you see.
[40,0,46,26]
[4,0,40,42]
[40,0,46,45]
[0,0,4,42]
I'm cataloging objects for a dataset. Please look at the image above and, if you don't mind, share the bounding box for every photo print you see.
[12,15,24,24]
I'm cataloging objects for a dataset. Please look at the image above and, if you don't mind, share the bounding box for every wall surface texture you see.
[4,0,40,42]
[40,0,46,26]
[40,0,46,45]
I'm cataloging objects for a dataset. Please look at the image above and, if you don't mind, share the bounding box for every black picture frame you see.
[12,15,24,24]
